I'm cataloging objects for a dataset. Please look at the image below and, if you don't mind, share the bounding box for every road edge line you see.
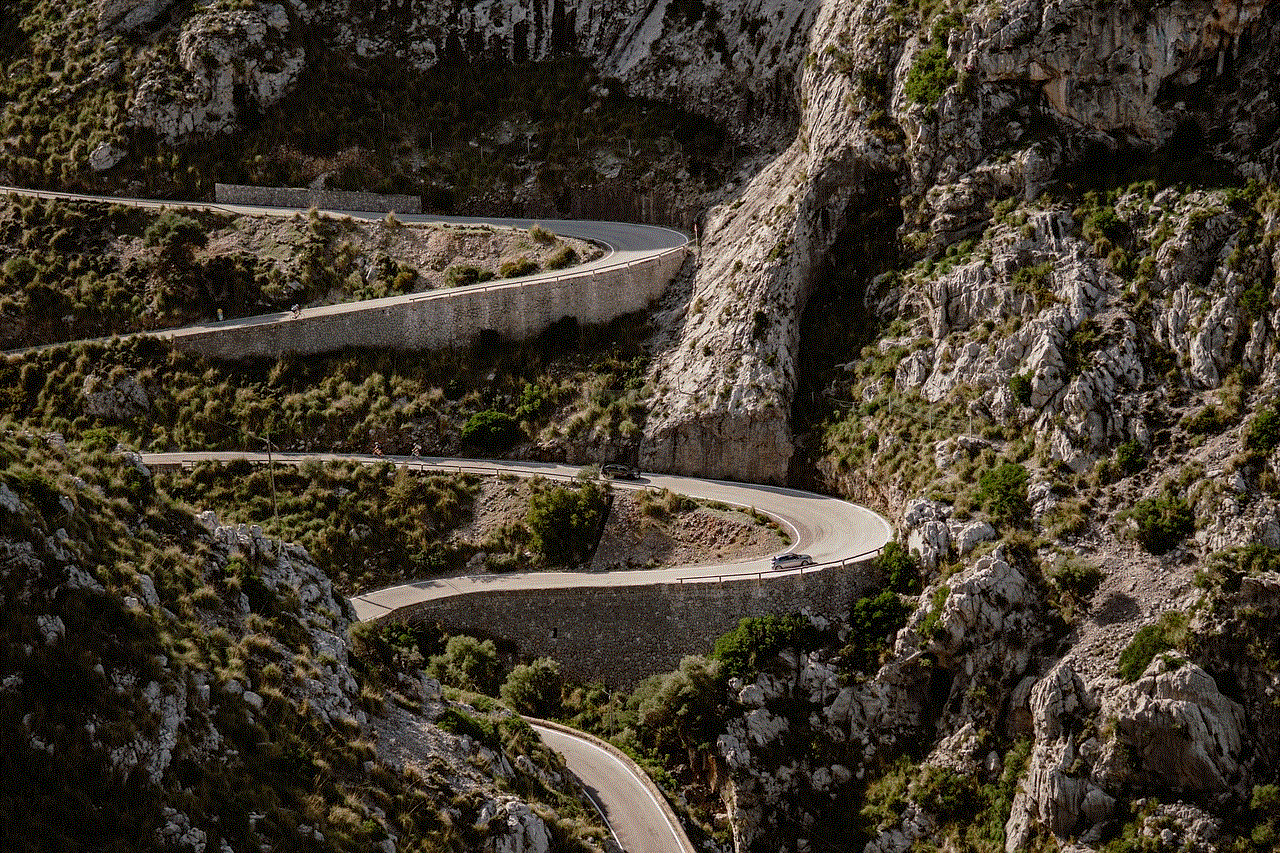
[525,717,697,853]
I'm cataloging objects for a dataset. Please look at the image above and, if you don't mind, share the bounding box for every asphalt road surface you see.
[530,721,696,853]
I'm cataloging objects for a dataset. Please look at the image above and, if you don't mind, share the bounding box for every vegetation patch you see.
[1116,611,1189,682]
[1121,493,1194,554]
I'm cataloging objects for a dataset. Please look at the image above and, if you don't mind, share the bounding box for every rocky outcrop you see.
[0,436,600,853]
[130,4,305,142]
[81,372,150,421]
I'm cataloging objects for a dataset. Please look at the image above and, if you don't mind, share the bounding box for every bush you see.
[975,463,1030,527]
[427,635,501,694]
[528,224,556,245]
[904,42,956,106]
[460,409,523,451]
[1183,405,1230,435]
[844,591,910,673]
[875,541,921,595]
[500,657,563,716]
[911,765,976,821]
[79,427,117,453]
[545,244,578,270]
[499,256,539,278]
[1245,406,1280,453]
[444,264,493,287]
[525,482,607,565]
[1125,493,1194,554]
[1116,612,1188,682]
[1115,440,1145,475]
[1008,373,1032,407]
[143,211,206,254]
[1050,555,1103,601]
[711,614,818,679]
[629,655,723,755]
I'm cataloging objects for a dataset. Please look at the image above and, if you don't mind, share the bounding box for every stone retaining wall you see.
[214,183,422,214]
[171,247,687,359]
[393,561,879,688]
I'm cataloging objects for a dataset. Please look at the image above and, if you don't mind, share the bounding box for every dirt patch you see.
[203,213,602,301]
[590,490,790,571]
[447,478,787,574]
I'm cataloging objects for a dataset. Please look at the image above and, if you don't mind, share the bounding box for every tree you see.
[711,614,817,679]
[629,655,723,756]
[876,541,921,594]
[500,657,563,716]
[525,482,607,565]
[975,462,1030,527]
[427,635,501,694]
[460,409,523,452]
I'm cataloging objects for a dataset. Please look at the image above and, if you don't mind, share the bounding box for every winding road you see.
[4,185,892,853]
[0,183,688,356]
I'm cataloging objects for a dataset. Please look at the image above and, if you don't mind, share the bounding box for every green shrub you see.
[1115,440,1145,475]
[1116,612,1188,682]
[525,482,607,565]
[629,655,723,755]
[904,42,956,106]
[712,614,818,679]
[434,707,498,745]
[2,255,38,287]
[875,541,921,595]
[1050,556,1103,601]
[1008,373,1032,407]
[427,635,501,694]
[545,244,579,270]
[975,462,1030,527]
[1241,279,1271,321]
[143,211,207,254]
[528,224,556,245]
[79,427,117,453]
[500,657,563,716]
[911,765,976,821]
[844,591,910,673]
[918,584,951,639]
[1183,405,1230,435]
[499,256,539,278]
[1245,406,1280,453]
[460,409,523,451]
[444,264,494,287]
[1124,493,1194,554]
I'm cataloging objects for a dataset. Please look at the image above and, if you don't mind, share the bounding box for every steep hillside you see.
[0,429,609,853]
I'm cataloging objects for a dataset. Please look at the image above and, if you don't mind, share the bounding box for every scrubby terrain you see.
[0,429,610,853]
[5,0,1280,852]
[0,194,596,349]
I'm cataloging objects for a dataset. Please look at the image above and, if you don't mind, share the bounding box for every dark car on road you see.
[771,553,814,570]
[600,462,640,480]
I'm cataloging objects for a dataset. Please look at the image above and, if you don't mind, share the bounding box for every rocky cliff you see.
[0,430,607,853]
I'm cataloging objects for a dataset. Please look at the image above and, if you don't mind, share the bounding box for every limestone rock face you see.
[1098,660,1245,793]
[130,4,305,142]
[81,373,150,421]
[97,0,176,32]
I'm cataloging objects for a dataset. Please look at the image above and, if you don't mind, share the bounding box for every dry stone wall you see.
[170,247,686,359]
[214,183,422,214]
[393,561,879,688]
